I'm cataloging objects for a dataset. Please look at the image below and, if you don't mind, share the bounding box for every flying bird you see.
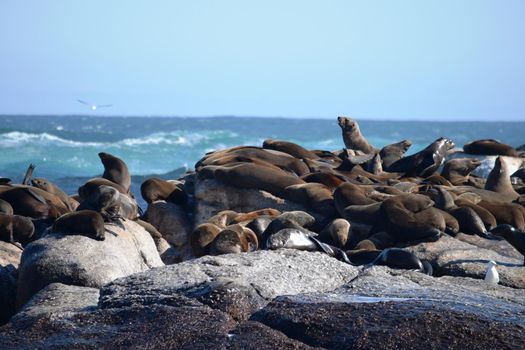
[77,99,113,111]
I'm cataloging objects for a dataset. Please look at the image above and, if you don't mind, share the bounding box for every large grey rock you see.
[251,266,525,349]
[404,235,525,288]
[194,178,322,226]
[16,220,163,308]
[100,249,358,310]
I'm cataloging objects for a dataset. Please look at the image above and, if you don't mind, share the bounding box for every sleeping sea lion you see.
[262,139,320,160]
[441,158,481,185]
[140,178,187,205]
[52,210,106,241]
[31,177,78,211]
[463,139,518,157]
[0,213,35,247]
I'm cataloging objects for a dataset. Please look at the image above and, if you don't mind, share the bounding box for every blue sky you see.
[1,1,524,120]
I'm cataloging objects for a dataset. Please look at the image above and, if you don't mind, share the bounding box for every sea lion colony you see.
[1,116,525,274]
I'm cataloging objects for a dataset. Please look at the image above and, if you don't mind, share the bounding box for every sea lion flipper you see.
[24,187,47,205]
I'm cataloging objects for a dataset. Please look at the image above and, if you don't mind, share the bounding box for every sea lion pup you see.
[0,199,13,215]
[463,139,518,157]
[487,224,525,265]
[140,178,187,205]
[197,147,310,176]
[485,156,520,201]
[98,152,132,193]
[441,158,482,185]
[190,222,223,257]
[388,137,455,177]
[208,224,258,255]
[0,213,35,248]
[300,172,346,190]
[30,177,79,211]
[318,218,351,248]
[202,163,305,198]
[52,210,106,241]
[379,140,412,169]
[337,116,376,153]
[379,193,444,243]
[0,187,59,219]
[262,139,320,160]
[283,183,337,217]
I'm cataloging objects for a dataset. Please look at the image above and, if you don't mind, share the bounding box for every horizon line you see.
[0,113,524,122]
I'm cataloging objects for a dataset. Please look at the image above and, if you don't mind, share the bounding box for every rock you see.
[155,237,182,265]
[193,178,324,226]
[16,220,163,308]
[447,152,524,178]
[404,235,525,288]
[143,201,193,260]
[0,241,22,325]
[100,249,357,311]
[455,232,524,260]
[251,266,525,349]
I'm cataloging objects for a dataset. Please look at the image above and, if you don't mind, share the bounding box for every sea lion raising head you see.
[337,116,375,153]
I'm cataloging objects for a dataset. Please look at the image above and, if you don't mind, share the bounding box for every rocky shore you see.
[1,117,525,349]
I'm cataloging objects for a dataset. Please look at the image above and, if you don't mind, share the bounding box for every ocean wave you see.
[0,130,241,149]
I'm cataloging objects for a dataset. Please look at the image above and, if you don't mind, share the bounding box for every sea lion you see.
[266,228,318,251]
[512,168,525,182]
[485,156,520,201]
[379,140,412,169]
[0,187,59,219]
[52,210,106,241]
[206,210,239,228]
[230,208,281,225]
[140,178,187,205]
[454,197,497,230]
[370,248,432,275]
[246,216,274,239]
[283,183,336,217]
[190,222,222,257]
[441,158,481,185]
[78,185,138,222]
[0,199,13,215]
[463,139,518,157]
[379,194,443,243]
[78,177,128,199]
[208,225,258,255]
[318,218,350,248]
[262,139,320,160]
[477,200,525,231]
[30,177,78,211]
[488,224,525,265]
[353,239,377,251]
[300,172,346,190]
[337,116,376,153]
[0,213,35,247]
[98,152,132,193]
[387,137,455,177]
[342,202,382,225]
[367,153,383,175]
[203,163,305,198]
[334,183,377,215]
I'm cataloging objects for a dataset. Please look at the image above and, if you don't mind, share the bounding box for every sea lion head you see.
[337,116,358,132]
[31,178,51,191]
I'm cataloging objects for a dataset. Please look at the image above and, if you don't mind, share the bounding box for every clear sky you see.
[1,1,524,120]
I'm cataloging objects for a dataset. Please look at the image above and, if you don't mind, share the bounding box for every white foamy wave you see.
[0,132,102,147]
[117,130,240,147]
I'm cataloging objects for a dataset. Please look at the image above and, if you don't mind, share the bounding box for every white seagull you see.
[77,99,113,111]
[484,260,499,285]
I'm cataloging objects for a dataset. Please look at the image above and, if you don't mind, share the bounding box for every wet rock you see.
[193,178,324,226]
[404,235,525,288]
[16,220,163,308]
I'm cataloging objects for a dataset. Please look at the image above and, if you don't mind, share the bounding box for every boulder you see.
[16,220,163,308]
[0,241,22,325]
[404,235,525,288]
[193,178,324,226]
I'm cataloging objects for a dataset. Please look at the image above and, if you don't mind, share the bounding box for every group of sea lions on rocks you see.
[1,116,525,282]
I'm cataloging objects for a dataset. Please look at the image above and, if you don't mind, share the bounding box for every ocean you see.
[1,115,523,208]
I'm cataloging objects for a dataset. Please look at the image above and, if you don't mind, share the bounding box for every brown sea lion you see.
[206,210,239,228]
[230,208,281,225]
[485,156,520,201]
[30,177,78,211]
[190,222,222,257]
[78,177,128,199]
[334,183,377,216]
[99,152,132,193]
[463,139,518,157]
[454,197,497,230]
[367,153,383,175]
[78,185,138,222]
[0,187,59,219]
[140,178,187,205]
[209,225,258,255]
[337,116,376,153]
[52,210,106,241]
[387,138,455,177]
[319,218,350,248]
[202,163,305,198]
[477,200,525,231]
[262,139,320,160]
[0,213,35,247]
[379,140,412,169]
[441,158,481,185]
[300,172,346,190]
[283,183,336,217]
[0,199,13,215]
